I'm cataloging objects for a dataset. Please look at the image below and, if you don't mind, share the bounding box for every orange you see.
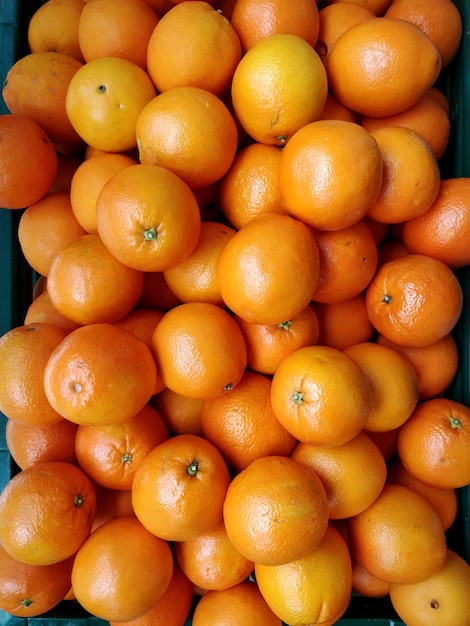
[96,164,202,272]
[0,545,74,617]
[142,0,174,14]
[321,0,392,16]
[65,56,157,152]
[367,126,441,224]
[48,152,84,194]
[397,397,470,490]
[163,220,236,305]
[230,0,320,52]
[24,290,82,335]
[291,432,387,519]
[113,308,164,350]
[319,92,358,123]
[386,457,458,531]
[0,323,66,425]
[71,516,173,622]
[136,87,238,189]
[364,215,390,246]
[385,0,463,68]
[150,388,204,436]
[343,341,419,432]
[147,1,241,95]
[6,418,78,470]
[367,428,398,461]
[200,370,297,472]
[347,483,447,584]
[233,304,319,375]
[365,253,463,347]
[223,455,329,566]
[27,0,85,62]
[46,234,144,325]
[217,213,320,325]
[0,461,96,566]
[278,120,383,231]
[270,345,372,447]
[192,580,282,626]
[75,404,169,490]
[402,177,470,269]
[0,114,58,210]
[151,302,247,400]
[18,191,87,277]
[312,219,379,304]
[174,519,254,591]
[351,557,391,599]
[254,524,352,625]
[219,142,285,229]
[44,323,158,426]
[78,0,159,70]
[327,17,442,117]
[69,152,138,234]
[91,486,135,531]
[376,333,458,400]
[138,271,182,312]
[2,51,84,146]
[389,549,470,626]
[231,33,328,145]
[377,239,410,267]
[314,292,374,350]
[132,434,231,541]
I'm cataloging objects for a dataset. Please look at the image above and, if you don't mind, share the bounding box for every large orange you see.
[314,293,374,350]
[278,120,383,231]
[223,455,329,566]
[217,213,320,325]
[27,0,85,62]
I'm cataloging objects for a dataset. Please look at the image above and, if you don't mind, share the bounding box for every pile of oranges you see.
[0,0,469,624]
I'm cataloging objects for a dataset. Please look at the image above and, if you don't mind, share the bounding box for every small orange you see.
[351,557,391,599]
[132,434,231,541]
[0,461,97,566]
[71,516,173,622]
[313,292,374,350]
[150,388,204,436]
[318,92,358,123]
[27,0,85,62]
[24,290,81,335]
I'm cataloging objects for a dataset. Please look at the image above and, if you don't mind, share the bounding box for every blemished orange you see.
[321,0,392,16]
[138,271,182,312]
[147,1,241,95]
[44,323,158,426]
[174,519,254,591]
[327,17,442,117]
[347,483,447,584]
[96,164,202,272]
[386,457,458,531]
[70,152,138,234]
[219,142,285,229]
[65,56,157,152]
[233,304,319,375]
[6,418,78,470]
[132,434,231,541]
[402,177,470,269]
[78,0,159,70]
[319,92,358,123]
[0,114,58,210]
[223,455,329,566]
[0,545,74,617]
[343,341,419,433]
[108,562,194,626]
[136,87,238,189]
[74,404,169,491]
[397,397,470,490]
[291,432,387,519]
[231,34,327,145]
[254,524,353,626]
[192,580,282,626]
[278,120,383,231]
[230,0,320,52]
[217,213,320,325]
[0,461,97,566]
[27,0,85,62]
[2,51,84,145]
[365,253,463,347]
[150,302,247,400]
[163,221,236,305]
[24,290,81,335]
[314,292,374,350]
[367,126,441,224]
[385,0,463,68]
[351,556,391,599]
[150,388,204,436]
[312,219,379,304]
[201,370,297,472]
[71,516,173,622]
[0,323,66,425]
[389,549,470,626]
[270,345,372,447]
[18,191,87,277]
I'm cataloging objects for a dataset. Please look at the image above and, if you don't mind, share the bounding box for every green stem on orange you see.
[144,227,157,241]
[450,417,462,429]
[278,321,292,330]
[291,391,304,405]
[187,460,199,476]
